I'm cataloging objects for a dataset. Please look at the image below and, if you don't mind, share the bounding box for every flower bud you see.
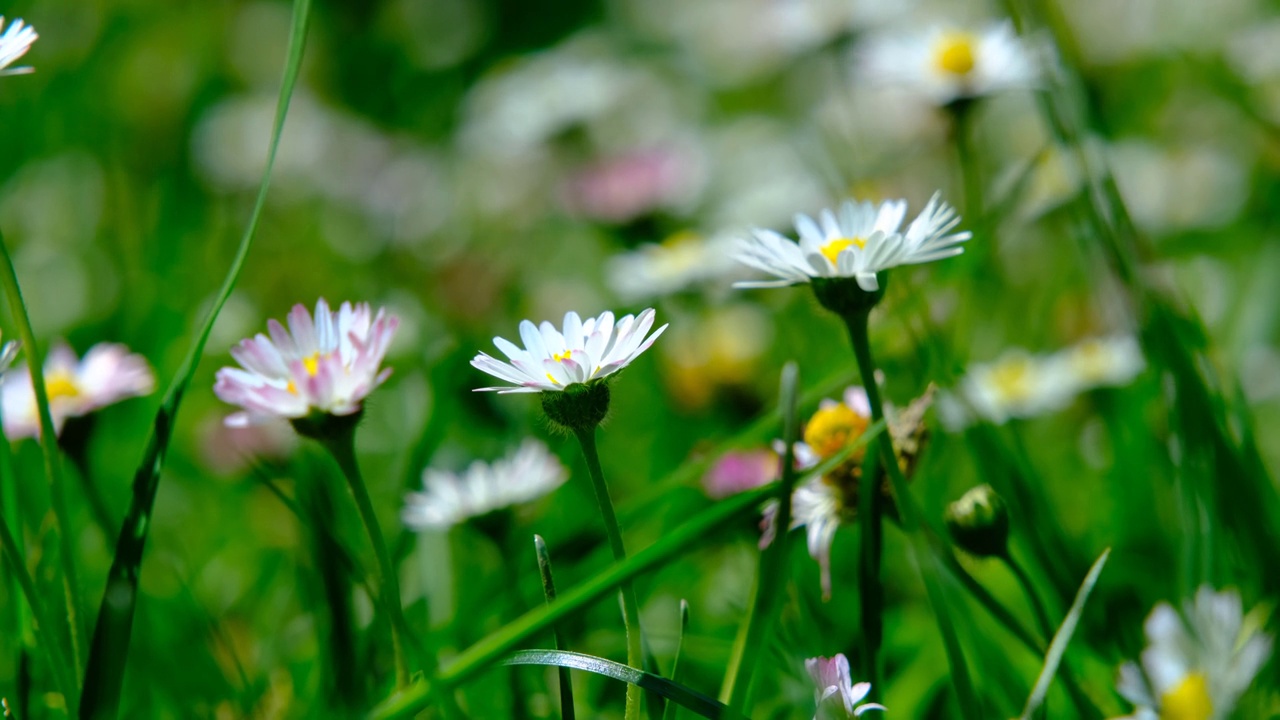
[944,484,1009,558]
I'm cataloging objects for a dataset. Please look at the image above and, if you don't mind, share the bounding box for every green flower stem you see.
[843,309,980,717]
[949,98,984,227]
[1001,552,1054,642]
[0,231,85,688]
[571,427,644,720]
[318,429,411,689]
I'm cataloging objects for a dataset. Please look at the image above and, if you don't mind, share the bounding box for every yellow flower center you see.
[989,356,1035,402]
[44,371,81,402]
[303,353,321,377]
[1159,673,1213,720]
[804,403,870,461]
[820,237,866,266]
[934,32,977,77]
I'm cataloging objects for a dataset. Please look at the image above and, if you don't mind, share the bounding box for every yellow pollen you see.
[545,373,562,386]
[990,357,1034,402]
[552,350,573,363]
[934,32,977,77]
[44,372,81,402]
[303,353,321,376]
[803,403,870,461]
[820,237,866,266]
[286,380,298,395]
[1159,673,1212,720]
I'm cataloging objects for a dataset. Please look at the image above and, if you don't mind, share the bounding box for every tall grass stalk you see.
[0,232,85,699]
[78,1,312,716]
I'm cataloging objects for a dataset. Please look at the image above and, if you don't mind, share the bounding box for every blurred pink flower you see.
[702,449,776,499]
[806,654,885,718]
[561,149,696,223]
[2,342,155,440]
[198,413,298,476]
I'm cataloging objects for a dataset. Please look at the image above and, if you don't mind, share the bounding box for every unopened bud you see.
[944,484,1009,558]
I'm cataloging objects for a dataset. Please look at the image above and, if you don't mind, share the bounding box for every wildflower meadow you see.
[2,0,1279,718]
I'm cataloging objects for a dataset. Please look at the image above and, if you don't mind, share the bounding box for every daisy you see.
[734,193,969,293]
[2,342,155,440]
[605,231,744,302]
[859,22,1038,105]
[0,17,36,76]
[1114,586,1272,720]
[1051,334,1145,392]
[471,308,667,393]
[806,654,886,719]
[402,439,568,531]
[214,299,399,426]
[763,386,933,598]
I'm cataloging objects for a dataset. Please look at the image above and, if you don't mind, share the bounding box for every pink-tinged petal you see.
[288,303,319,356]
[471,354,531,386]
[843,386,872,418]
[231,335,288,377]
[267,318,297,358]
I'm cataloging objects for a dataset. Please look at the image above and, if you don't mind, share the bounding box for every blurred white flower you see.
[471,309,667,393]
[606,231,744,302]
[0,17,36,76]
[1114,586,1272,720]
[2,342,155,440]
[761,477,842,599]
[735,193,969,292]
[214,299,399,426]
[940,336,1144,429]
[806,654,886,719]
[1108,141,1247,235]
[859,22,1038,105]
[402,439,568,530]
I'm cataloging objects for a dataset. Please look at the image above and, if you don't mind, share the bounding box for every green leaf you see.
[1018,548,1111,720]
[662,601,690,720]
[77,2,314,717]
[502,650,744,720]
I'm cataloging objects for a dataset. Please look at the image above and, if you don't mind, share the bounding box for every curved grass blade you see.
[1017,548,1110,720]
[503,650,745,720]
[78,2,313,717]
[368,481,779,719]
[534,535,575,720]
[662,601,690,720]
[0,232,85,694]
[721,363,799,713]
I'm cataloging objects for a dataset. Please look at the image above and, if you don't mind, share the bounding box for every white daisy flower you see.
[806,654,886,719]
[1114,586,1272,720]
[605,231,745,302]
[0,17,36,76]
[2,342,156,440]
[471,308,668,393]
[402,439,568,531]
[940,337,1145,429]
[214,299,399,426]
[859,22,1038,105]
[734,193,970,292]
[760,477,842,599]
[1051,334,1145,391]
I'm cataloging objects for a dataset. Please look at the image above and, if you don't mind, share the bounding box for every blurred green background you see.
[2,0,1280,716]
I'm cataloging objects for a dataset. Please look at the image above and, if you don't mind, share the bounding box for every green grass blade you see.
[367,481,779,719]
[1017,548,1111,720]
[502,650,745,720]
[77,1,313,717]
[0,231,86,699]
[722,362,800,713]
[534,535,575,720]
[662,601,690,720]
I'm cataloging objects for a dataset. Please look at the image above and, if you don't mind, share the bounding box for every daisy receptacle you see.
[471,308,666,720]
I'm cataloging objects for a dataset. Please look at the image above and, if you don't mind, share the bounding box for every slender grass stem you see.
[0,231,85,694]
[1002,552,1054,642]
[571,427,644,720]
[318,430,411,689]
[843,309,980,717]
